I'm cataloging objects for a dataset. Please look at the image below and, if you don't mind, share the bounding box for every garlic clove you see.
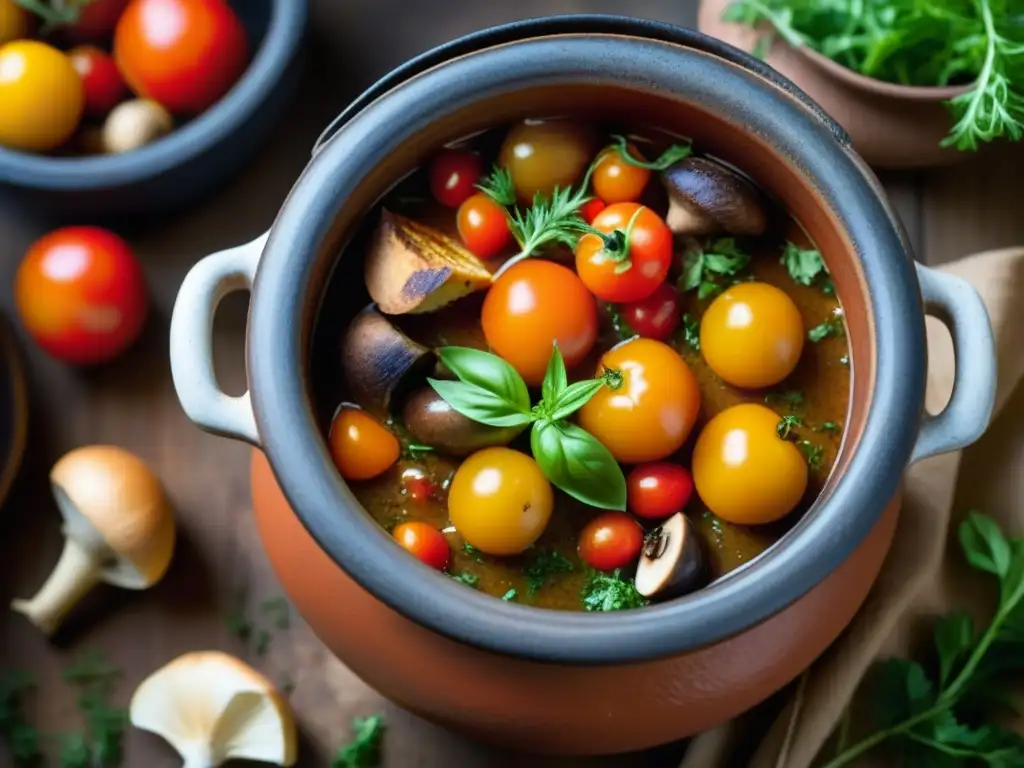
[102,99,173,154]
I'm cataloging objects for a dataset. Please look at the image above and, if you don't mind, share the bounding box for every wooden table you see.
[2,2,1023,766]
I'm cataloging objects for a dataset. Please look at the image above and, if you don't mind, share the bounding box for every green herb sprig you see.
[607,134,693,170]
[680,238,751,299]
[333,714,386,768]
[776,414,803,440]
[525,549,575,595]
[476,165,517,207]
[0,670,39,766]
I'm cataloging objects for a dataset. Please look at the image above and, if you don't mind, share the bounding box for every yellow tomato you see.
[700,282,805,389]
[448,447,553,556]
[578,338,701,464]
[0,0,30,45]
[691,403,808,525]
[0,41,85,152]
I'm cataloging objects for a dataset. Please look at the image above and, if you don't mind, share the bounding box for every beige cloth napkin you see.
[682,247,1024,768]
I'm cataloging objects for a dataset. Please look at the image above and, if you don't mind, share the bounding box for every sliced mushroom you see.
[661,158,768,237]
[635,513,704,600]
[341,305,433,412]
[402,387,525,457]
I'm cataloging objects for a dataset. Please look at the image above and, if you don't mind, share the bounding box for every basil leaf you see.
[548,379,604,421]
[427,379,534,428]
[541,344,567,405]
[531,420,626,510]
[436,347,531,413]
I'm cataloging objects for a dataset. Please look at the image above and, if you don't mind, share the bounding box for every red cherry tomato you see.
[429,149,483,208]
[619,282,681,341]
[579,198,607,224]
[575,203,673,303]
[627,463,694,520]
[392,522,450,570]
[69,46,127,118]
[578,512,644,571]
[114,0,248,115]
[457,193,511,259]
[64,0,130,43]
[402,466,438,502]
[15,227,148,365]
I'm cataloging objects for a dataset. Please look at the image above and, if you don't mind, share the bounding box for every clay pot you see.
[698,0,969,169]
[169,16,997,755]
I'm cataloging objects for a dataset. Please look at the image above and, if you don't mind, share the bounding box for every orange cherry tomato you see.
[578,511,644,571]
[700,282,805,389]
[0,41,84,152]
[691,403,808,525]
[592,142,651,203]
[329,406,400,481]
[578,338,701,464]
[457,193,511,259]
[114,0,248,115]
[482,260,598,386]
[575,203,673,303]
[69,46,127,118]
[392,522,450,570]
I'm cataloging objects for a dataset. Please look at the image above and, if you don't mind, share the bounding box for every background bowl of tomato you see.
[0,0,306,218]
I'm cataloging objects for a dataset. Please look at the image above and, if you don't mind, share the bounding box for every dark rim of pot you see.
[249,18,925,665]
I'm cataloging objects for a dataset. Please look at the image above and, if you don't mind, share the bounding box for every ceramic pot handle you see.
[169,232,268,447]
[910,262,996,463]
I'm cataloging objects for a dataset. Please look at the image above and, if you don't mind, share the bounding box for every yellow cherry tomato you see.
[0,0,30,45]
[700,282,805,389]
[578,338,701,464]
[692,403,808,525]
[329,406,400,481]
[448,447,553,556]
[0,41,85,152]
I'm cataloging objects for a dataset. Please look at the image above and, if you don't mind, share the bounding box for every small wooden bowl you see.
[697,0,969,169]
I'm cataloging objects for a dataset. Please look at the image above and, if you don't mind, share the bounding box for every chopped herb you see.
[63,651,127,768]
[809,315,845,343]
[797,440,825,471]
[816,421,841,435]
[680,238,751,300]
[502,588,518,602]
[449,571,480,588]
[0,669,40,766]
[333,714,385,768]
[679,313,701,351]
[765,390,805,411]
[463,542,484,563]
[476,165,516,207]
[57,733,91,768]
[581,569,648,612]
[606,304,637,341]
[255,630,271,657]
[261,597,291,630]
[776,414,803,440]
[401,443,435,459]
[781,241,832,290]
[525,549,575,595]
[225,590,253,643]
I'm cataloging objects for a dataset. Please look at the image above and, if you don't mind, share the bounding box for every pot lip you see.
[248,16,925,665]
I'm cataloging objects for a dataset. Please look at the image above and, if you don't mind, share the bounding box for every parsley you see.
[581,569,648,612]
[679,313,701,351]
[62,652,127,768]
[797,440,825,471]
[502,588,518,602]
[680,238,751,300]
[262,597,291,630]
[225,589,253,643]
[463,542,484,563]
[765,390,805,410]
[0,670,40,766]
[449,571,479,588]
[816,421,841,435]
[401,443,434,459]
[476,165,516,207]
[776,414,803,440]
[809,314,845,343]
[525,550,575,595]
[780,241,833,293]
[255,630,271,657]
[333,714,385,768]
[606,304,637,342]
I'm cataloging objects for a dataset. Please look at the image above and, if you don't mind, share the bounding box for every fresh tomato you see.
[627,463,694,520]
[0,0,30,45]
[69,46,127,118]
[392,522,450,570]
[114,0,248,115]
[402,466,438,503]
[15,227,147,365]
[619,282,680,341]
[329,406,400,481]
[578,512,644,571]
[592,142,651,204]
[0,41,84,152]
[64,0,130,42]
[457,193,510,259]
[482,260,598,386]
[498,119,598,201]
[575,203,673,303]
[579,198,606,224]
[429,148,483,208]
[579,338,701,464]
[448,447,553,556]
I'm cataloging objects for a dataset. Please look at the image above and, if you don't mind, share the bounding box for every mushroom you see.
[402,386,526,456]
[660,157,768,237]
[10,446,175,636]
[634,513,705,600]
[103,99,174,154]
[341,305,434,412]
[130,651,298,768]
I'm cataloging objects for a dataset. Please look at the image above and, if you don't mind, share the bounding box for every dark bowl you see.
[0,0,307,220]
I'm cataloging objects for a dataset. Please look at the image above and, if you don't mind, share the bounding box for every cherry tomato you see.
[0,41,84,152]
[701,282,805,389]
[578,512,644,571]
[627,463,694,520]
[64,0,130,42]
[448,447,553,556]
[392,522,450,570]
[592,142,651,204]
[69,46,127,118]
[575,203,673,303]
[579,338,701,464]
[429,148,483,208]
[482,261,598,386]
[329,406,400,481]
[619,282,680,341]
[402,466,438,503]
[457,193,511,259]
[0,0,30,45]
[114,0,248,115]
[498,119,598,202]
[15,227,148,365]
[579,198,607,224]
[692,403,808,525]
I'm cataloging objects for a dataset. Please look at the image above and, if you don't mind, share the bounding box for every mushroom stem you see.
[10,536,105,635]
[181,746,216,768]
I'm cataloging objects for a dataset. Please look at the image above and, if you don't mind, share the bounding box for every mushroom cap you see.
[402,386,525,456]
[661,157,768,237]
[50,445,175,589]
[635,512,705,600]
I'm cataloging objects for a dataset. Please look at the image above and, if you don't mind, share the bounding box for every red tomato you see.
[402,466,438,502]
[619,282,680,340]
[69,46,127,118]
[627,463,694,520]
[578,512,644,571]
[114,0,248,115]
[429,149,483,208]
[64,0,130,42]
[575,203,673,303]
[392,522,450,570]
[15,227,148,365]
[457,193,510,259]
[579,198,606,224]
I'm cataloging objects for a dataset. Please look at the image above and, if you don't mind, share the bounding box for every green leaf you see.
[809,316,845,343]
[427,379,534,428]
[776,415,803,440]
[679,313,701,351]
[333,714,385,768]
[436,347,531,413]
[781,242,828,286]
[524,549,575,595]
[548,379,605,422]
[580,569,647,612]
[797,440,825,471]
[530,420,627,510]
[608,134,693,171]
[681,251,704,292]
[959,511,1012,577]
[449,571,479,588]
[869,658,936,729]
[541,344,567,405]
[501,588,518,602]
[933,611,974,688]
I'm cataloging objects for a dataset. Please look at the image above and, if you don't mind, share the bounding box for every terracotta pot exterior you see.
[252,450,899,754]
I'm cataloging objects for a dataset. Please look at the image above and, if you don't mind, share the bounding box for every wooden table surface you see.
[3,2,1024,766]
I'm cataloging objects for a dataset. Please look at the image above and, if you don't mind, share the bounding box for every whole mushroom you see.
[660,157,768,237]
[11,445,175,636]
[402,386,525,456]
